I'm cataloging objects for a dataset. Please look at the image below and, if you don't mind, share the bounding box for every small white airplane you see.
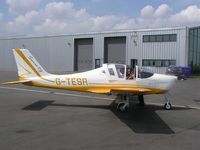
[1,48,177,111]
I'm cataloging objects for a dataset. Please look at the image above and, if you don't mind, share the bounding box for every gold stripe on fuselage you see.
[25,81,166,94]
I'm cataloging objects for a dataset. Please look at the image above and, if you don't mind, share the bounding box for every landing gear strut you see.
[164,93,172,110]
[138,95,145,106]
[116,93,172,111]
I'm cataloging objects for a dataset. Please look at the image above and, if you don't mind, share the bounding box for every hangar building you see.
[0,26,199,74]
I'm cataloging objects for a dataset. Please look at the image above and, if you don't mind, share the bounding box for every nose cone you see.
[169,75,177,81]
[166,75,177,89]
[152,74,177,90]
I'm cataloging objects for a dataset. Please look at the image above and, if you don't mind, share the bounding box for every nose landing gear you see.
[164,93,172,110]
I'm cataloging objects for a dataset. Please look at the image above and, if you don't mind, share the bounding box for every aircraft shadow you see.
[22,100,190,134]
[111,103,172,134]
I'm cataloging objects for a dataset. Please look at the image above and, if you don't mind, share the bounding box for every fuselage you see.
[2,48,177,99]
[24,66,177,95]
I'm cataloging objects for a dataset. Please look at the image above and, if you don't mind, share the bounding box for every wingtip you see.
[0,80,31,85]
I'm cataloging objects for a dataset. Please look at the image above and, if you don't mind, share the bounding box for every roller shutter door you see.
[74,38,93,71]
[104,37,126,64]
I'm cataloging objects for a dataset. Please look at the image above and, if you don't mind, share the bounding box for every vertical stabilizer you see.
[13,48,49,80]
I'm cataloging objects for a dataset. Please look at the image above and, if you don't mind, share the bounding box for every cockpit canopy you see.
[107,64,126,79]
[103,64,154,80]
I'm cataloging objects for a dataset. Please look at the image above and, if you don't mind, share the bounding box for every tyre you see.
[117,103,128,112]
[164,102,172,110]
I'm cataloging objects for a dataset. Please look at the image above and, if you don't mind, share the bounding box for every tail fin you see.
[13,48,49,80]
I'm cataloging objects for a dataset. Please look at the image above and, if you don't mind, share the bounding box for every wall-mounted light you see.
[133,40,137,46]
[22,44,26,48]
[67,42,71,46]
[132,31,138,46]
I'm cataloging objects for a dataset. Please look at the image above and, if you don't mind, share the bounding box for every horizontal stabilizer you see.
[0,80,31,85]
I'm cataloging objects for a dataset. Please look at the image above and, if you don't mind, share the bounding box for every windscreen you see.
[138,68,154,79]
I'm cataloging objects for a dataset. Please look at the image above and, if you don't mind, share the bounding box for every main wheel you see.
[164,102,172,110]
[117,103,129,112]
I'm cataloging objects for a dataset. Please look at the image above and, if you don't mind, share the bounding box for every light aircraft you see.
[1,48,177,111]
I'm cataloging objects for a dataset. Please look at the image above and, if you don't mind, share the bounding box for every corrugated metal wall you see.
[127,27,188,73]
[0,36,74,73]
[0,27,188,74]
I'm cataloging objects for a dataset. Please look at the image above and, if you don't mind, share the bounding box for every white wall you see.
[0,27,188,74]
[0,36,74,73]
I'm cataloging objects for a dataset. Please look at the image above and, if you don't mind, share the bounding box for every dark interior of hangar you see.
[189,27,200,73]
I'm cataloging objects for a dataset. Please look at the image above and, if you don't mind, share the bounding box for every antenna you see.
[22,44,26,48]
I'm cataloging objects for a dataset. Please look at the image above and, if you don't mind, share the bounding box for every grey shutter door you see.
[104,37,126,64]
[74,38,93,71]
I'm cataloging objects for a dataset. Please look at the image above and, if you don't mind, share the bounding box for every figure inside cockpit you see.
[126,68,134,80]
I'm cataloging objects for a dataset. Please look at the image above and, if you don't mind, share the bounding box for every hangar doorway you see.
[104,37,126,64]
[74,38,93,71]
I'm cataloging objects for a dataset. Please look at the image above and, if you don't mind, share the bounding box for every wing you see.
[110,86,166,94]
[87,86,151,94]
[0,80,31,85]
[110,87,151,94]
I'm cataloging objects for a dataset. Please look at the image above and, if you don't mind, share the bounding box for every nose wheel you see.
[164,102,172,110]
[164,93,172,110]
